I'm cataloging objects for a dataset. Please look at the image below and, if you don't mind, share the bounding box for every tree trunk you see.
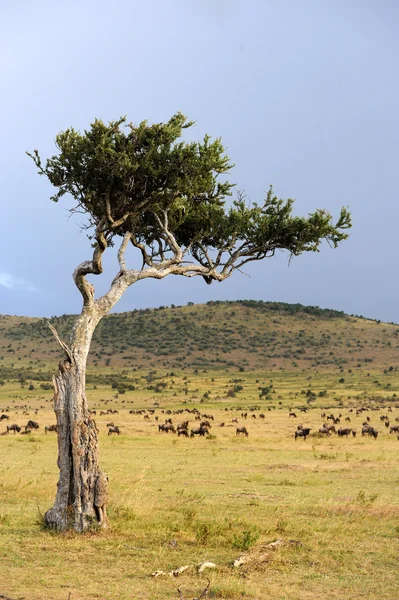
[44,310,107,532]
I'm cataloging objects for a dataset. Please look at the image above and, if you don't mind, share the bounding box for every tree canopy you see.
[28,113,351,296]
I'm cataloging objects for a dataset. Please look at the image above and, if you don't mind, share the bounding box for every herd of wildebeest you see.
[1,400,399,441]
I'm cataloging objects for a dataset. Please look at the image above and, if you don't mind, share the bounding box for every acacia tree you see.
[28,113,351,532]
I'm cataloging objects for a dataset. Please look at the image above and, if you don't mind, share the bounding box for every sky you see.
[1,0,398,322]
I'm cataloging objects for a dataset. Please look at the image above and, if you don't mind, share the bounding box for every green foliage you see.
[28,113,351,276]
[28,113,233,245]
[232,526,260,550]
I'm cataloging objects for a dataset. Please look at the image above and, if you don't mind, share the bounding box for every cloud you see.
[0,272,35,291]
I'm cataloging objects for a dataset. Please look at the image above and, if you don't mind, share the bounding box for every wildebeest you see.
[190,426,209,437]
[7,424,21,434]
[158,423,176,433]
[26,420,39,430]
[236,426,249,437]
[289,412,297,418]
[294,427,311,440]
[362,425,378,438]
[338,428,352,437]
[177,421,189,431]
[318,426,331,436]
[0,414,9,421]
[45,425,58,434]
[177,428,189,437]
[108,426,121,435]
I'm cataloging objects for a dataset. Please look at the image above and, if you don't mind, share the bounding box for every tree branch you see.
[117,233,132,272]
[73,218,108,307]
[47,322,73,363]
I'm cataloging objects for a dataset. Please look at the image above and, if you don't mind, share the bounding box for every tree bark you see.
[44,309,106,532]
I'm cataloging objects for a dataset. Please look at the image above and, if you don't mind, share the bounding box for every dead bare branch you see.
[47,323,72,363]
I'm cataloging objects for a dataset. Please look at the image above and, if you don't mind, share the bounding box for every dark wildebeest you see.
[177,428,189,437]
[289,412,297,418]
[45,425,58,434]
[158,423,176,433]
[338,428,352,437]
[190,426,209,437]
[108,426,121,435]
[362,425,378,439]
[177,421,189,431]
[26,420,39,431]
[236,426,249,437]
[0,414,9,421]
[294,427,311,440]
[7,424,21,434]
[319,426,331,436]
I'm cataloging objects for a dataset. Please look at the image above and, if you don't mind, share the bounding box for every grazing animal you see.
[21,429,31,435]
[362,425,378,439]
[177,428,189,437]
[0,414,10,421]
[319,427,331,436]
[7,424,21,434]
[190,426,209,437]
[94,471,109,526]
[107,426,121,435]
[289,412,297,418]
[294,427,311,440]
[236,426,249,437]
[177,421,189,431]
[45,425,58,434]
[106,422,114,427]
[158,423,176,433]
[26,420,39,430]
[338,428,352,437]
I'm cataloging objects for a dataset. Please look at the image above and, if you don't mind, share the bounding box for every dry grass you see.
[0,375,398,600]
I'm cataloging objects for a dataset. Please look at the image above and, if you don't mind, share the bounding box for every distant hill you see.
[0,301,398,383]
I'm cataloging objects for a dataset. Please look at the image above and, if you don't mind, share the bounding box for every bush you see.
[232,526,259,550]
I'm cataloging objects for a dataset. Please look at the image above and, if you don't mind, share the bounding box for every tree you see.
[28,113,351,532]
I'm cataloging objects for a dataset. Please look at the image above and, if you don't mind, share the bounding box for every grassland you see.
[0,302,398,599]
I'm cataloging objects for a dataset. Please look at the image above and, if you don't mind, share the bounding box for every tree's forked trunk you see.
[44,311,108,532]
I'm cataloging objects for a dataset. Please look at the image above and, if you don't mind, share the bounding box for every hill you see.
[0,300,398,383]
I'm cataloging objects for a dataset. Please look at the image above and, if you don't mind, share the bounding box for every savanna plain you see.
[0,301,398,600]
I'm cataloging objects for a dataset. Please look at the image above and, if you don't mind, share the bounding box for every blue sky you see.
[1,0,398,321]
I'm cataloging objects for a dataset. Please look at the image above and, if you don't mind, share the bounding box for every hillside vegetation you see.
[1,300,398,378]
